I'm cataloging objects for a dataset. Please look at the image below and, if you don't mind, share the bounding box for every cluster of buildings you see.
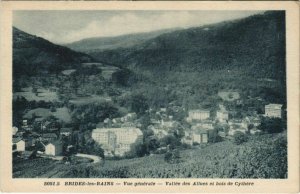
[182,109,214,145]
[147,108,178,139]
[181,103,283,145]
[13,101,284,159]
[12,119,73,157]
[91,103,284,155]
[102,113,138,128]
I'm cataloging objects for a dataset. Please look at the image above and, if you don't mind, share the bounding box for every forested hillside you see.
[88,11,285,80]
[84,11,286,110]
[13,27,94,77]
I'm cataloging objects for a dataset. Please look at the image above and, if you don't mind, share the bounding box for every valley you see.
[12,11,287,178]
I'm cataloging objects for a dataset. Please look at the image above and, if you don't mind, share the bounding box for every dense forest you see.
[87,11,285,80]
[81,11,287,110]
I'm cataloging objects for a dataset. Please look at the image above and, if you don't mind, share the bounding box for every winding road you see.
[75,153,102,163]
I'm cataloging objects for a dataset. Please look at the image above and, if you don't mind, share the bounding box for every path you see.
[75,153,102,164]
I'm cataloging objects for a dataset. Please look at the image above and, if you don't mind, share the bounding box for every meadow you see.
[14,87,59,102]
[69,95,111,106]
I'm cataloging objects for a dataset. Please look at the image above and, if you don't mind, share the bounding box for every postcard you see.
[0,1,299,193]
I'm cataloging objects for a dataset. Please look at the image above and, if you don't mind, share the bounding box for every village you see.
[12,99,284,161]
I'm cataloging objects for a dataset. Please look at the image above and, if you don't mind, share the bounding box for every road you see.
[75,153,102,163]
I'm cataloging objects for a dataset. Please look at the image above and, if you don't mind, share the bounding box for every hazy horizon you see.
[13,10,264,44]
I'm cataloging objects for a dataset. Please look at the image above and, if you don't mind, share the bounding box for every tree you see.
[160,135,181,150]
[164,149,181,164]
[259,117,284,133]
[112,69,132,86]
[93,142,105,158]
[145,137,160,153]
[233,131,248,145]
[50,106,56,112]
[131,143,149,157]
[130,94,149,116]
[32,87,38,96]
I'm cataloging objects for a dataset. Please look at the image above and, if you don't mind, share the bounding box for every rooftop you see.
[60,128,73,133]
[189,109,210,113]
[265,104,283,109]
[13,137,23,143]
[42,133,57,138]
[46,140,63,147]
[93,127,143,136]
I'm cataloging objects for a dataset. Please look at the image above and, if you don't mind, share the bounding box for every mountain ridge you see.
[65,28,182,52]
[13,27,95,77]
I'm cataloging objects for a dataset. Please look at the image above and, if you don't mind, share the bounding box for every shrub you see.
[259,117,285,133]
[233,131,248,145]
[164,149,181,164]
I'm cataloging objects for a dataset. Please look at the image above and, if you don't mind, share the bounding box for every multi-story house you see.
[265,104,283,118]
[216,110,229,122]
[187,109,210,122]
[92,127,143,157]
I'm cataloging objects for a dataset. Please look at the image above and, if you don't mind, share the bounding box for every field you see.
[13,132,287,178]
[218,91,240,102]
[14,87,59,102]
[69,95,111,105]
[23,108,52,119]
[23,107,71,123]
[82,62,119,79]
[52,107,72,123]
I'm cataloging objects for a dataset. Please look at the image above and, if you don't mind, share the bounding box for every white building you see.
[161,120,174,128]
[216,110,229,121]
[182,130,208,144]
[150,126,168,139]
[187,109,210,122]
[192,130,208,144]
[92,127,143,156]
[13,138,25,151]
[265,104,283,118]
[12,126,18,136]
[228,127,248,136]
[45,141,63,156]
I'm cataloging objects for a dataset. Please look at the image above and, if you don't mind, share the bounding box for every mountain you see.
[88,11,285,80]
[65,28,181,52]
[13,27,94,77]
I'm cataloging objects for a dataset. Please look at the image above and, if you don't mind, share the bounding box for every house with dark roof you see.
[43,121,58,132]
[41,133,58,142]
[60,128,73,136]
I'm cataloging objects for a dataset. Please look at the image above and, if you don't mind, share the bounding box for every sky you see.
[13,10,264,44]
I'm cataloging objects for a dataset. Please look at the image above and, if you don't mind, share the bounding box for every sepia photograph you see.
[0,1,299,193]
[11,9,288,179]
